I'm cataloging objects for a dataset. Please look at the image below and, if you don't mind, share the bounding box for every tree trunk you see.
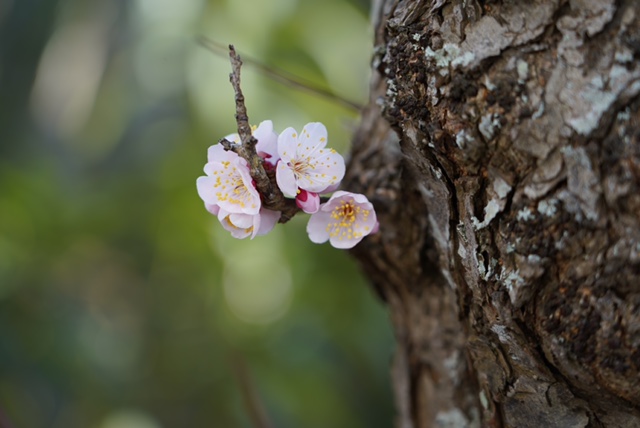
[345,0,640,426]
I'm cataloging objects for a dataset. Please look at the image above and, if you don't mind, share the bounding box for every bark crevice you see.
[347,0,640,426]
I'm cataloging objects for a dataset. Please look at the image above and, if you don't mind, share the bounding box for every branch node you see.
[219,138,239,153]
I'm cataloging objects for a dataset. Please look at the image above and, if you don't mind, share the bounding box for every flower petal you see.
[277,127,299,162]
[255,208,280,236]
[254,120,279,165]
[306,210,332,244]
[226,212,254,229]
[300,122,328,147]
[205,203,220,216]
[317,182,340,194]
[276,160,299,198]
[217,209,255,239]
[196,176,218,205]
[329,234,363,249]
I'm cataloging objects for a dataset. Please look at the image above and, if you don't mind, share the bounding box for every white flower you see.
[197,144,261,215]
[307,191,378,249]
[218,208,281,239]
[197,122,284,240]
[275,122,345,198]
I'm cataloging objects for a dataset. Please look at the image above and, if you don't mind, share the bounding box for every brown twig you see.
[229,352,274,428]
[199,37,362,112]
[0,406,15,428]
[227,45,301,222]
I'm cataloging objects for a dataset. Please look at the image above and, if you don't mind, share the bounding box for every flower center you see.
[326,201,370,241]
[212,164,257,210]
[340,204,355,219]
[291,158,311,177]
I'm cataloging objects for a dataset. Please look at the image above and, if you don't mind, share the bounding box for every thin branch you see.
[227,45,300,222]
[199,37,362,112]
[0,407,15,428]
[229,352,274,428]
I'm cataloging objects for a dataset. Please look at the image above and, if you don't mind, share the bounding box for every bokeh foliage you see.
[0,0,394,427]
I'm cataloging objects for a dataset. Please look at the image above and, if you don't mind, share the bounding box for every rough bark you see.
[345,1,640,426]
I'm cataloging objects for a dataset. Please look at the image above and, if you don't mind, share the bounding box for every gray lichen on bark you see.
[346,0,640,426]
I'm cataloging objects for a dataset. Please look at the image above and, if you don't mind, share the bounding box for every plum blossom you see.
[197,120,377,247]
[197,122,284,240]
[307,191,378,249]
[198,149,280,239]
[295,189,320,214]
[276,122,345,198]
[218,207,281,239]
[196,144,261,215]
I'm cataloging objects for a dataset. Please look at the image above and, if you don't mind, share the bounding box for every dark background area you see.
[0,0,394,426]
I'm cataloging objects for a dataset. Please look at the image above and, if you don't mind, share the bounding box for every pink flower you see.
[295,189,320,214]
[197,144,261,215]
[218,208,281,239]
[275,123,345,198]
[307,191,378,249]
[197,122,287,240]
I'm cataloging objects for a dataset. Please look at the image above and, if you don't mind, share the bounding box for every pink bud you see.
[296,190,320,214]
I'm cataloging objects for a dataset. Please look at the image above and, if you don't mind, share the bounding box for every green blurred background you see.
[0,0,395,427]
